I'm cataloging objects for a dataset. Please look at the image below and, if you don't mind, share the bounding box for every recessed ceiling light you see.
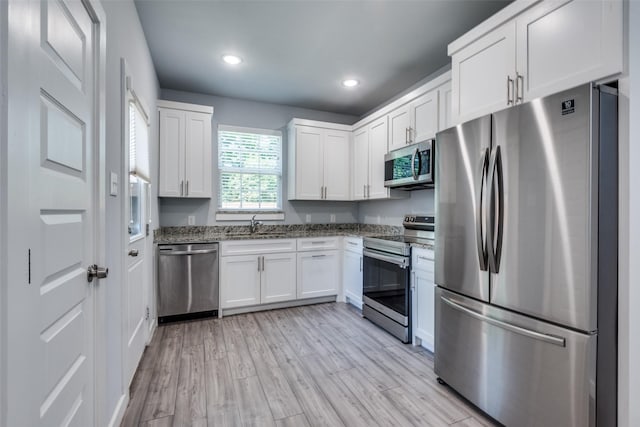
[342,79,359,88]
[222,54,242,65]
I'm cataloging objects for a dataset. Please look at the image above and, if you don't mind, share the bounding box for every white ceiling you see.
[134,0,511,116]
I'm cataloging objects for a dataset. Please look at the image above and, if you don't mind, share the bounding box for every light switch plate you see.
[110,172,118,196]
[188,215,195,225]
[330,214,336,223]
[305,214,311,223]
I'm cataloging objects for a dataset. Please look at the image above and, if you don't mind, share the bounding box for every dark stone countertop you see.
[154,223,403,245]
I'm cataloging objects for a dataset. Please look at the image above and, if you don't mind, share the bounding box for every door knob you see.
[87,264,109,282]
[128,249,139,257]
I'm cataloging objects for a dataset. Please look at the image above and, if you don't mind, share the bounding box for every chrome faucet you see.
[250,215,262,234]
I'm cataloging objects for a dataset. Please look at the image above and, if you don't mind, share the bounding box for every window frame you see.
[216,124,284,220]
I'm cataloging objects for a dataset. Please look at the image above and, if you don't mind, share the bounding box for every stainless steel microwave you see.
[384,140,434,189]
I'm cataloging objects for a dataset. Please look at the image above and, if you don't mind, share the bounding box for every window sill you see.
[215,211,285,221]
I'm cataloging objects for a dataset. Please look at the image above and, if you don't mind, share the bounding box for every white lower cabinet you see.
[220,240,297,309]
[411,248,435,352]
[220,254,261,308]
[297,250,340,299]
[343,237,363,308]
[220,238,342,311]
[261,253,297,304]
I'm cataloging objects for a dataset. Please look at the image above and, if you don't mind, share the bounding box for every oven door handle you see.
[363,249,409,269]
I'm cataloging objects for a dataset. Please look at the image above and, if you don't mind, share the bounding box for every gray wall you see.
[159,89,360,226]
[358,190,435,226]
[102,0,159,421]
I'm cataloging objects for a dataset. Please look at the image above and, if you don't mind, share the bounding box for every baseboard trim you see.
[146,318,157,345]
[107,393,128,427]
[221,295,336,317]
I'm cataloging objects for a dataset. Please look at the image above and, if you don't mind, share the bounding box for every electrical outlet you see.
[188,215,195,225]
[305,214,311,223]
[330,214,336,223]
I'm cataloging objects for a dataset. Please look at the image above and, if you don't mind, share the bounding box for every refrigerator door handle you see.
[440,295,566,347]
[487,145,504,273]
[476,148,490,271]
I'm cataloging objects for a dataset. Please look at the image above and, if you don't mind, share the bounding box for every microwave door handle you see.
[412,147,420,180]
[476,148,489,271]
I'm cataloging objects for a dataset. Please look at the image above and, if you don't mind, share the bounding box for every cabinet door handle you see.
[180,180,184,196]
[367,185,370,198]
[363,185,366,198]
[360,256,363,272]
[507,76,514,105]
[186,180,189,196]
[516,73,524,103]
[312,254,327,258]
[408,127,413,144]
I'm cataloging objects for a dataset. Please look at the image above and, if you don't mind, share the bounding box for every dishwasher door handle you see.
[159,248,218,256]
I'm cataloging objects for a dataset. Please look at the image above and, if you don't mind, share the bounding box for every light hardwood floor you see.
[120,303,497,427]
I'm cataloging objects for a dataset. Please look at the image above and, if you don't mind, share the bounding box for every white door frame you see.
[82,0,108,425]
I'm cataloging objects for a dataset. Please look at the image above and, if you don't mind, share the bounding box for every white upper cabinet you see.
[353,117,402,201]
[288,121,350,201]
[438,81,453,131]
[451,22,517,124]
[290,125,323,200]
[515,0,623,102]
[158,109,186,197]
[368,117,389,199]
[388,105,411,151]
[158,100,213,198]
[388,88,440,151]
[352,127,369,201]
[411,90,439,142]
[184,112,212,198]
[449,0,623,124]
[323,129,351,200]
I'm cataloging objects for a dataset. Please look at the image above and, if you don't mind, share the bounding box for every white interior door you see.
[6,0,103,425]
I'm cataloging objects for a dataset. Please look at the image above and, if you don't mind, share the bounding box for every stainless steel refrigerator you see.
[434,83,617,427]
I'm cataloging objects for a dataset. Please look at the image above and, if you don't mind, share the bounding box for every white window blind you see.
[218,125,282,210]
[129,100,150,182]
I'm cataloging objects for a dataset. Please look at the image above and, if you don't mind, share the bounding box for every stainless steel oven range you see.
[362,215,434,343]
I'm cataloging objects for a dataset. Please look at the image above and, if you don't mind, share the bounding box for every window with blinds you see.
[218,125,282,210]
[128,100,149,239]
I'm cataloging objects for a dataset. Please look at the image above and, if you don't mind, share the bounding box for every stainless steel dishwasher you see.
[157,243,219,321]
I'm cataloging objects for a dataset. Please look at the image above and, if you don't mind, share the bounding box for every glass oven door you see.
[363,249,411,322]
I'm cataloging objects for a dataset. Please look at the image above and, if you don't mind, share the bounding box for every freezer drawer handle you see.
[159,248,218,256]
[440,295,566,347]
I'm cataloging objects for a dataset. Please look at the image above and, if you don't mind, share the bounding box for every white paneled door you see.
[6,0,105,425]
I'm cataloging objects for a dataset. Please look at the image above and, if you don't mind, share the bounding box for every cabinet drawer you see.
[343,236,363,253]
[412,248,435,272]
[297,237,340,251]
[221,239,297,256]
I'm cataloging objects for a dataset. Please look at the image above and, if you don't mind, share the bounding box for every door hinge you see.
[145,307,150,320]
[28,249,31,284]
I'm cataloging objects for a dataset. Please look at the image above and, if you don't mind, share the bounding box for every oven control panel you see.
[403,214,435,230]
